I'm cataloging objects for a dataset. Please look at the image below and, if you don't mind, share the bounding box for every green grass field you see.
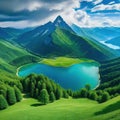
[41,57,98,67]
[0,96,120,120]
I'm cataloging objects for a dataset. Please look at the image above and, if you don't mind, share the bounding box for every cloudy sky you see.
[0,0,120,28]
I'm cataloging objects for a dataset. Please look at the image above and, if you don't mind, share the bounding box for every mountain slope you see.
[72,24,120,41]
[0,39,40,73]
[17,26,116,61]
[0,27,33,41]
[98,57,120,91]
[15,16,118,61]
[106,36,120,46]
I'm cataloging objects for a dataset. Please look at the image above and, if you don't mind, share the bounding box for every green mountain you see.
[0,39,40,73]
[98,57,120,91]
[16,26,117,61]
[106,36,120,46]
[0,27,33,42]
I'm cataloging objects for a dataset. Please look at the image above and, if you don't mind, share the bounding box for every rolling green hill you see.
[0,96,120,120]
[0,39,40,74]
[97,57,120,94]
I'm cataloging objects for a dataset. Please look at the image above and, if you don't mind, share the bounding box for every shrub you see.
[0,95,8,110]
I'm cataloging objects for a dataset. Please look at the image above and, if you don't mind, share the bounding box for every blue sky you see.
[0,0,119,28]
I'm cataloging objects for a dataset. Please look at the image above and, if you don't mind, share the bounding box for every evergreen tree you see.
[63,90,69,98]
[0,85,7,99]
[30,82,35,97]
[17,82,23,92]
[37,81,41,90]
[46,82,53,94]
[89,91,98,100]
[0,95,8,110]
[56,87,62,100]
[38,89,49,105]
[67,89,73,97]
[42,83,46,89]
[101,92,110,103]
[23,78,30,92]
[35,88,39,98]
[7,87,16,105]
[80,88,88,98]
[14,86,22,102]
[85,84,91,91]
[49,91,56,102]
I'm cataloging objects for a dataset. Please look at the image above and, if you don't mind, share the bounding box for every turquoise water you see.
[18,63,100,90]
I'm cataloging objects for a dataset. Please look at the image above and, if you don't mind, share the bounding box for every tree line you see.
[21,74,69,105]
[1,73,120,110]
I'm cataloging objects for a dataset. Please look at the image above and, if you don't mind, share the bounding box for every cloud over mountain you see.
[0,0,119,28]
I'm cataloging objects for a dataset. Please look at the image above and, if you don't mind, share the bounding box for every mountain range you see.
[7,16,117,61]
[72,24,120,42]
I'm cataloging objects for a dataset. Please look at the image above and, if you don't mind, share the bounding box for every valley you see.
[0,15,120,120]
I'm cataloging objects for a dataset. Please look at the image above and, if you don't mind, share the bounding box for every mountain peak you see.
[54,15,64,26]
[53,15,73,32]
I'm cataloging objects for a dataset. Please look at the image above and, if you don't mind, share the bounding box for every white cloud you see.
[91,3,120,12]
[0,20,29,28]
[0,0,119,28]
[109,1,115,5]
[93,0,103,5]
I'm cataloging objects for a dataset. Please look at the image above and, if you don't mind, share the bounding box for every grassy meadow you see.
[41,57,98,67]
[0,96,120,120]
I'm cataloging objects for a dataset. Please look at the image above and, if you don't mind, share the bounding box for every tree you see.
[89,91,98,100]
[101,92,110,103]
[14,86,22,102]
[85,84,91,91]
[49,91,56,102]
[55,87,62,100]
[0,85,7,99]
[80,88,88,98]
[37,81,41,90]
[7,87,16,105]
[30,82,35,97]
[38,89,49,105]
[67,89,73,97]
[23,78,30,92]
[35,88,39,98]
[0,95,8,110]
[63,90,69,98]
[42,83,46,89]
[17,82,23,92]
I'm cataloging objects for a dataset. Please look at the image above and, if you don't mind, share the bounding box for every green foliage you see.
[30,82,35,97]
[41,57,97,67]
[21,74,68,104]
[100,92,110,103]
[55,87,62,100]
[35,88,39,98]
[85,84,91,91]
[80,88,88,98]
[7,87,16,105]
[38,89,49,105]
[0,95,8,110]
[67,89,73,97]
[0,85,7,99]
[63,90,69,98]
[49,91,56,102]
[89,91,98,100]
[14,86,22,102]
